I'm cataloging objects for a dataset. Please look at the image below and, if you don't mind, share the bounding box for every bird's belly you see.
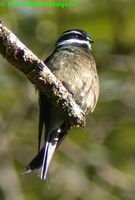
[54,67,98,114]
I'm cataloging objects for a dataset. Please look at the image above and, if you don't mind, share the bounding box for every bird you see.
[24,29,99,180]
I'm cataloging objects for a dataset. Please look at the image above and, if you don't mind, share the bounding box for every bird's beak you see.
[87,41,92,50]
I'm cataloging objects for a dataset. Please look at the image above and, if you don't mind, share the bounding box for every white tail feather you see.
[40,141,57,179]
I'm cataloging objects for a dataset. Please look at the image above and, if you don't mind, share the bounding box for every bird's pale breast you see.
[46,47,99,114]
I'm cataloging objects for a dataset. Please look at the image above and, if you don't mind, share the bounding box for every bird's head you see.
[55,29,94,50]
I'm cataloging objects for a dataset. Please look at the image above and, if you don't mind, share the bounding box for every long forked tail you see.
[24,129,60,180]
[40,128,61,179]
[24,148,44,173]
[24,141,57,180]
[40,140,57,179]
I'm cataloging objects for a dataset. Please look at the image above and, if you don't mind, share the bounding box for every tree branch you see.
[0,21,86,127]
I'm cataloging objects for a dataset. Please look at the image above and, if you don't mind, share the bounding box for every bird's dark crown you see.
[55,29,94,50]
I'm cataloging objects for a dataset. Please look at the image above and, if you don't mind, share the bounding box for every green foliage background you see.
[0,0,135,199]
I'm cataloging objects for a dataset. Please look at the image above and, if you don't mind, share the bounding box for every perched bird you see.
[25,29,99,179]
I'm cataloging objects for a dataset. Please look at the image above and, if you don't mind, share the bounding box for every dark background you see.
[0,0,135,200]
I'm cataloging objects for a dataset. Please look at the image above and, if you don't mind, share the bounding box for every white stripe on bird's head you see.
[56,38,92,50]
[62,30,84,37]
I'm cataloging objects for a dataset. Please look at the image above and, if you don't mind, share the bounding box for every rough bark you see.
[0,21,86,126]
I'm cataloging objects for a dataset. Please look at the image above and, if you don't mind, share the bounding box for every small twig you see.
[0,21,86,127]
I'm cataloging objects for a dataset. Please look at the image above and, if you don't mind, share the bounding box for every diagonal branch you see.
[0,21,86,127]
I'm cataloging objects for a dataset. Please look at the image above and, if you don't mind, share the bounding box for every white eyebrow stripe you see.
[57,38,92,50]
[62,30,84,36]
